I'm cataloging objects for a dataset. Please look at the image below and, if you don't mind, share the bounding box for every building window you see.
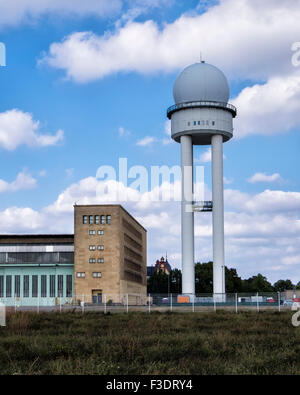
[100,215,106,224]
[98,258,104,263]
[76,272,86,278]
[187,121,190,126]
[50,275,55,297]
[107,215,111,224]
[89,245,96,251]
[98,245,104,251]
[6,275,12,297]
[89,258,96,263]
[32,275,38,298]
[15,275,20,298]
[92,272,102,278]
[41,275,47,298]
[98,230,104,235]
[58,275,64,297]
[66,275,72,297]
[212,121,215,126]
[83,215,88,224]
[89,230,96,235]
[0,275,3,297]
[198,121,200,125]
[193,121,196,126]
[23,275,29,298]
[95,215,100,224]
[89,215,94,224]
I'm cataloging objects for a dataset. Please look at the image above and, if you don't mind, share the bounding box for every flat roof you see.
[0,234,74,244]
[74,204,147,232]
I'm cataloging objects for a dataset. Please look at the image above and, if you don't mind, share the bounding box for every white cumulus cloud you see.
[41,0,300,82]
[0,109,64,150]
[248,172,282,184]
[136,136,156,146]
[0,171,37,193]
[232,72,300,138]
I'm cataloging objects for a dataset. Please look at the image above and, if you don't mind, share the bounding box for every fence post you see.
[256,292,259,313]
[170,293,173,312]
[82,294,85,314]
[278,292,281,312]
[235,293,238,314]
[59,297,62,313]
[14,295,17,313]
[37,296,39,314]
[126,294,129,313]
[192,294,195,313]
[148,293,151,314]
[214,295,216,312]
[104,294,107,314]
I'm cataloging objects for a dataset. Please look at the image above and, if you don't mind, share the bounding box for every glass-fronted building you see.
[0,235,74,306]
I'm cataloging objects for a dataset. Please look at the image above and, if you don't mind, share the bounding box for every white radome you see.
[173,62,230,104]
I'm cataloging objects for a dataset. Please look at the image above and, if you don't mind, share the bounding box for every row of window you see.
[76,272,102,278]
[0,274,72,298]
[187,120,215,126]
[89,258,104,263]
[0,252,73,265]
[83,215,111,225]
[89,230,104,235]
[89,245,104,251]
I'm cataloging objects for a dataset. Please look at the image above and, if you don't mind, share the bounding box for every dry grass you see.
[0,310,299,375]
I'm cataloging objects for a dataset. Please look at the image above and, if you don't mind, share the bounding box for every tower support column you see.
[180,135,195,295]
[211,134,225,295]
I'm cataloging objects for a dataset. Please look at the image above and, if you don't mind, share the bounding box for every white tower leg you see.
[181,135,195,295]
[211,134,225,296]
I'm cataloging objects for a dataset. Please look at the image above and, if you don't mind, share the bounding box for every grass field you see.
[0,311,299,375]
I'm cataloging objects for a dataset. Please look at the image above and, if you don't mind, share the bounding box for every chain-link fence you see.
[1,292,299,314]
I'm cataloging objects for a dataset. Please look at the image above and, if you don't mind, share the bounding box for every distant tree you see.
[225,267,244,293]
[147,269,182,294]
[148,262,290,295]
[195,261,213,293]
[273,279,294,292]
[296,281,300,290]
[195,262,244,293]
[242,273,274,293]
[147,270,169,294]
[170,269,182,294]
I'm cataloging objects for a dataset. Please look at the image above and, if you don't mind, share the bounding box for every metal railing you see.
[1,292,299,314]
[167,100,237,119]
[193,201,213,212]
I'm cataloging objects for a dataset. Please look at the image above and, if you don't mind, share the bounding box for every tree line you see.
[147,261,300,294]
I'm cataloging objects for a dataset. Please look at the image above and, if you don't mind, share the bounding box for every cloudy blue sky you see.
[0,0,300,284]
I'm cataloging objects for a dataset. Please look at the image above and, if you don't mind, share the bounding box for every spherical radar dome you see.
[173,62,230,104]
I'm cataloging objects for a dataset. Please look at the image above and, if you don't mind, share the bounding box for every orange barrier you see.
[177,296,190,303]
